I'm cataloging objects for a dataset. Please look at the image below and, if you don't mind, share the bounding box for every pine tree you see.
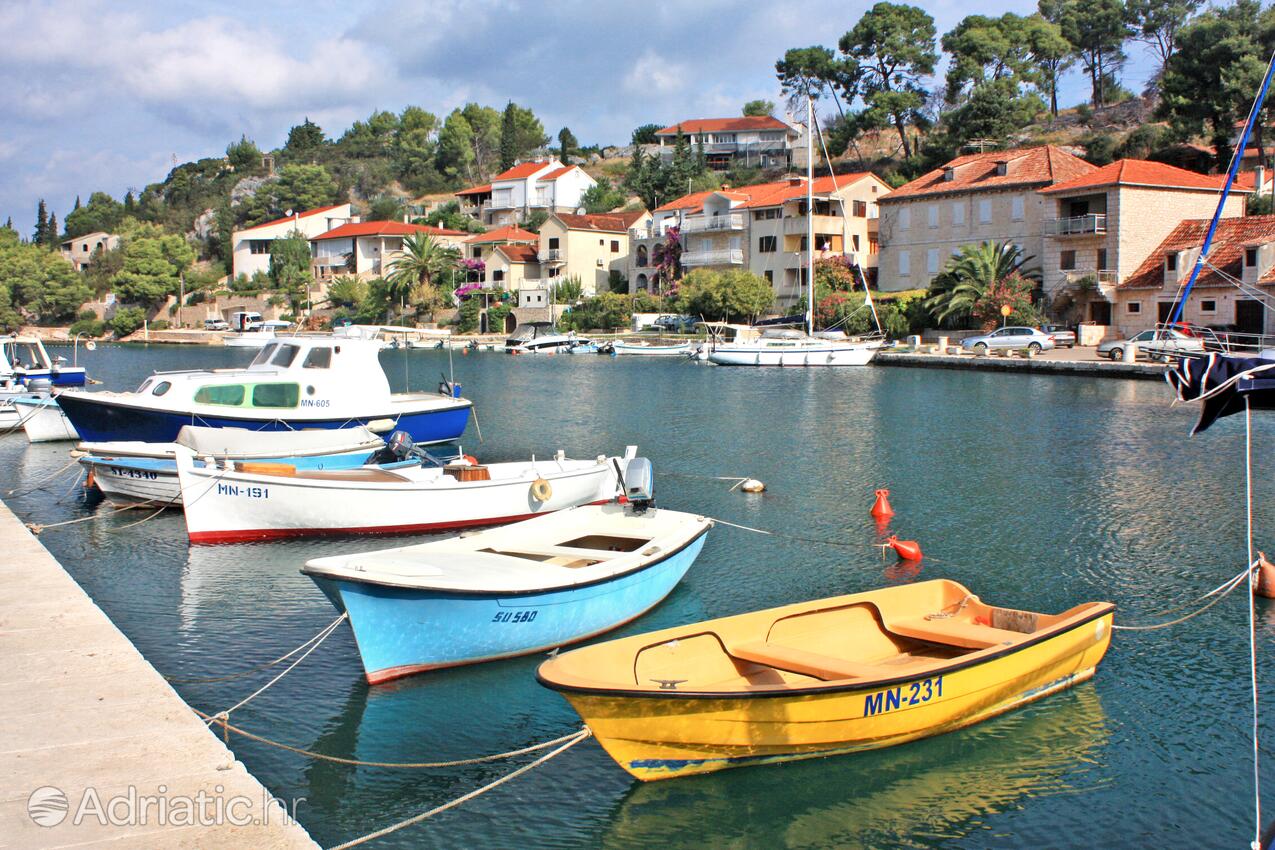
[499,102,518,171]
[73,195,81,211]
[3,217,11,230]
[33,200,47,244]
[46,212,58,246]
[124,190,136,213]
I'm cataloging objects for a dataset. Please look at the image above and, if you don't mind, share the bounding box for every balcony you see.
[539,248,563,263]
[680,213,745,233]
[1049,214,1107,236]
[681,249,745,266]
[783,214,843,235]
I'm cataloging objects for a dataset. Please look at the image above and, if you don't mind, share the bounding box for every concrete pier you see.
[0,500,318,849]
[876,351,1167,380]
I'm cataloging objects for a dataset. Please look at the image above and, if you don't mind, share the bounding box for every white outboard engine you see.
[27,378,53,395]
[623,457,654,512]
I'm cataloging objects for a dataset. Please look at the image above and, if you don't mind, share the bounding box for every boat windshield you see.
[250,344,279,366]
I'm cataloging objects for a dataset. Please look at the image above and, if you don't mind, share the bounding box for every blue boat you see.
[303,472,712,684]
[55,337,471,443]
[2,335,87,386]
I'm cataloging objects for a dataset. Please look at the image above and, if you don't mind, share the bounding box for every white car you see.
[1097,329,1206,361]
[960,326,1056,355]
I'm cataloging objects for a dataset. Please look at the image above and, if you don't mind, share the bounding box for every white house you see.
[310,221,469,282]
[653,117,802,170]
[455,160,596,226]
[232,203,353,280]
[59,232,120,271]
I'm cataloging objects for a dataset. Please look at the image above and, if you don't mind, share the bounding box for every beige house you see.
[1115,215,1275,338]
[455,160,596,226]
[309,221,469,283]
[631,173,889,307]
[653,116,801,170]
[534,211,650,297]
[877,146,1096,293]
[59,231,120,271]
[1037,159,1249,326]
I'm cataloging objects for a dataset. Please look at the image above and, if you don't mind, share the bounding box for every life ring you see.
[531,478,552,502]
[463,454,479,466]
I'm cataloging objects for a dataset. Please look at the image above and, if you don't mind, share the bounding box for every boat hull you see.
[17,367,86,387]
[612,343,694,357]
[318,532,707,684]
[178,460,619,543]
[15,399,78,442]
[708,342,879,367]
[56,393,470,444]
[550,610,1112,781]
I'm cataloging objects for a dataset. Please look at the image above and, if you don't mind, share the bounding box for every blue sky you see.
[0,0,1160,235]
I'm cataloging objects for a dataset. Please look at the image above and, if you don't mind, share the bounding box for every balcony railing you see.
[681,249,745,266]
[680,213,745,233]
[1064,269,1118,287]
[1049,214,1107,236]
[539,249,563,263]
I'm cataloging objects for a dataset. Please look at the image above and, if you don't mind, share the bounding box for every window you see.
[927,205,939,228]
[472,247,482,259]
[251,344,278,366]
[151,381,171,396]
[753,208,780,220]
[978,200,993,224]
[852,235,860,251]
[898,250,910,276]
[302,348,331,369]
[271,344,301,367]
[1061,250,1076,271]
[899,208,911,229]
[493,270,505,282]
[952,202,965,226]
[1246,248,1258,267]
[610,240,619,252]
[764,270,774,283]
[926,248,939,274]
[1201,300,1217,313]
[754,211,765,221]
[248,240,271,255]
[194,385,246,406]
[1127,302,1142,314]
[251,383,300,408]
[799,236,808,251]
[853,200,867,217]
[758,235,777,253]
[1011,196,1025,220]
[1166,253,1178,272]
[548,237,560,250]
[1097,249,1108,270]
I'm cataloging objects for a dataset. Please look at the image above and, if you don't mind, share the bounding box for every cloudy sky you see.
[0,0,1160,235]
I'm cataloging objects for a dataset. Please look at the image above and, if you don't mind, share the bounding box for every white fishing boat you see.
[78,424,388,507]
[12,395,78,442]
[222,320,293,348]
[610,341,695,357]
[0,335,87,386]
[175,437,639,543]
[55,337,471,444]
[505,322,580,354]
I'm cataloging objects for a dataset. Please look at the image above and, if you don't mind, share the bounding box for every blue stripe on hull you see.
[19,368,86,387]
[59,396,470,444]
[325,534,706,683]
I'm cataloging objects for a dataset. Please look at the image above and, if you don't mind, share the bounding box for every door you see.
[1090,302,1111,325]
[1236,299,1264,335]
[1158,302,1176,325]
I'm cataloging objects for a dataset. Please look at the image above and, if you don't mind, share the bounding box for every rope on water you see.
[168,614,355,684]
[1112,564,1254,631]
[711,516,880,550]
[26,500,166,534]
[327,727,592,850]
[204,613,347,729]
[192,708,588,769]
[5,457,81,497]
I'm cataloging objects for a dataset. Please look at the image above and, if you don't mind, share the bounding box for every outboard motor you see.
[621,457,654,513]
[371,430,416,464]
[27,377,53,394]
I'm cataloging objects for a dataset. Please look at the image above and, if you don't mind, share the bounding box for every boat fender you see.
[740,479,765,493]
[531,478,552,502]
[85,468,96,490]
[1256,551,1275,599]
[871,488,894,518]
[463,454,479,466]
[886,535,922,561]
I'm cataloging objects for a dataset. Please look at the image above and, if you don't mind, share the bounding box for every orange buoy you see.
[886,535,922,561]
[462,348,469,355]
[1256,552,1275,599]
[463,454,479,466]
[871,488,894,519]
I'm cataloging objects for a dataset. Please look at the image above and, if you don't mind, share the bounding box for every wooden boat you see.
[303,491,711,683]
[537,579,1114,781]
[12,395,78,442]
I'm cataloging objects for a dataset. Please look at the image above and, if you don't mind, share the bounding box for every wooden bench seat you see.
[489,545,625,561]
[728,641,884,681]
[887,617,1026,650]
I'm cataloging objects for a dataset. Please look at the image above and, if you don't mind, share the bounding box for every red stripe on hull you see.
[187,499,611,544]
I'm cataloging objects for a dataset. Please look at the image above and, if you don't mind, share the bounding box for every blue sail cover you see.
[1166,354,1275,433]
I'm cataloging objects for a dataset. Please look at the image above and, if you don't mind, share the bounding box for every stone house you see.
[59,232,120,271]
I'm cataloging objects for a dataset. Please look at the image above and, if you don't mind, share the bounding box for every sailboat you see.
[707,98,883,367]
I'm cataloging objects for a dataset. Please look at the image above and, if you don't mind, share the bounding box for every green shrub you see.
[109,306,146,337]
[69,318,106,338]
[76,308,97,322]
[455,297,481,333]
[150,319,170,330]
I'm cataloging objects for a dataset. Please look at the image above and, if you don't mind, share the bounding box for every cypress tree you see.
[46,212,58,246]
[73,195,81,211]
[124,190,135,213]
[34,200,47,244]
[499,102,517,171]
[3,217,12,230]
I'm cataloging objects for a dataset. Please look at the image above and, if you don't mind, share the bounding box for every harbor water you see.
[6,342,1275,848]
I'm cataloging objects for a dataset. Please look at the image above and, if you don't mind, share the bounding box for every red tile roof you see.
[464,225,538,244]
[312,221,467,241]
[881,146,1096,201]
[1121,215,1275,290]
[238,204,345,233]
[455,183,492,197]
[654,173,882,214]
[494,244,540,264]
[1041,158,1253,194]
[493,161,557,180]
[553,210,647,232]
[655,116,793,136]
[539,166,577,181]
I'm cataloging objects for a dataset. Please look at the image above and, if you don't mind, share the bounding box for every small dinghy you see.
[13,394,79,442]
[304,460,711,684]
[611,341,695,357]
[78,424,387,507]
[538,579,1113,781]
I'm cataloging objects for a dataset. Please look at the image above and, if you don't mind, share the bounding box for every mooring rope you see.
[327,727,592,850]
[1112,564,1255,631]
[168,612,352,684]
[5,457,80,497]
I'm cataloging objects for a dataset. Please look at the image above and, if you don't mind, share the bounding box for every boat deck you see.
[0,498,317,849]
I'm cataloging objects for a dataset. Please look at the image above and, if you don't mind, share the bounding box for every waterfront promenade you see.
[0,499,317,849]
[877,347,1168,380]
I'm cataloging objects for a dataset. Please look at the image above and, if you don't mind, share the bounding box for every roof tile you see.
[238,204,345,233]
[1041,158,1252,194]
[655,117,794,136]
[464,225,538,244]
[312,221,467,241]
[1120,215,1275,291]
[880,146,1096,201]
[654,173,881,214]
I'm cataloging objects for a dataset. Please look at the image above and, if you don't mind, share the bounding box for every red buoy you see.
[871,489,894,519]
[1256,552,1275,599]
[886,535,922,561]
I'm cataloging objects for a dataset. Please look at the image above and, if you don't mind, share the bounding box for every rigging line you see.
[1247,398,1262,850]
[1171,46,1275,326]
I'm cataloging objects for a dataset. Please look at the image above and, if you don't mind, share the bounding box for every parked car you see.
[1040,324,1076,347]
[203,318,229,331]
[653,315,695,333]
[960,326,1057,354]
[1097,329,1206,361]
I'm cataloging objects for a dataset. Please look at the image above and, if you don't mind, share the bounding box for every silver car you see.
[1097,329,1205,361]
[961,326,1056,355]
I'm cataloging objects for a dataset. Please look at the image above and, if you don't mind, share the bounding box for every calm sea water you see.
[6,342,1275,848]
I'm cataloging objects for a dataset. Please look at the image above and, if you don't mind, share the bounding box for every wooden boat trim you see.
[537,602,1115,699]
[302,522,711,597]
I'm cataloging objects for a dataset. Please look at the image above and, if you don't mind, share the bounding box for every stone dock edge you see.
[0,497,319,849]
[876,352,1167,381]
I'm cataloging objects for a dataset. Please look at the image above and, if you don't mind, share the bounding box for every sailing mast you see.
[806,95,815,338]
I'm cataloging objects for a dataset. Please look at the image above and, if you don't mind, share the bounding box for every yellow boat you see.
[536,578,1114,781]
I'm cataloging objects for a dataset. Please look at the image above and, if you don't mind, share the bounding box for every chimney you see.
[350,215,361,224]
[1256,165,1267,198]
[943,166,955,182]
[788,177,803,187]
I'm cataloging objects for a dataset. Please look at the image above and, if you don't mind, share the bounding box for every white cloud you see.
[623,52,689,97]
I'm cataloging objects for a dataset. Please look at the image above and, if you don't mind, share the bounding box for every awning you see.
[1166,353,1275,433]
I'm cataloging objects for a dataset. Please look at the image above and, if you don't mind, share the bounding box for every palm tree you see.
[924,241,1040,328]
[385,233,460,321]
